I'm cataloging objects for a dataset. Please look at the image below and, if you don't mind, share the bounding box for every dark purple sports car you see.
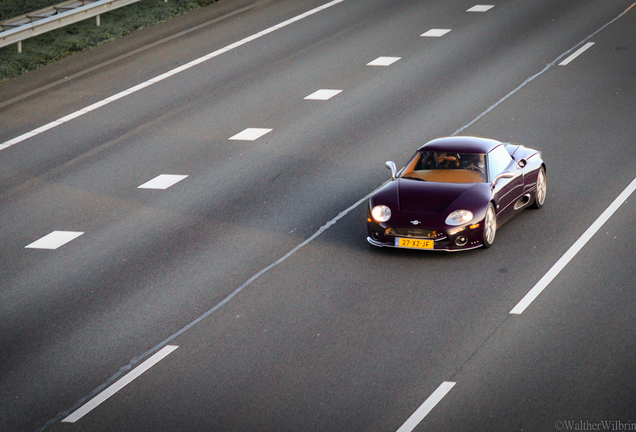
[367,136,546,251]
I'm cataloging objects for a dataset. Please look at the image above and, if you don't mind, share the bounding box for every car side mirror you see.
[386,161,397,179]
[492,171,514,187]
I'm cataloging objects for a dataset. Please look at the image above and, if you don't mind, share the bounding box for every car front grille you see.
[385,227,444,239]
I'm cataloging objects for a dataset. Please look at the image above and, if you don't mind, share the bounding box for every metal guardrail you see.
[0,0,145,52]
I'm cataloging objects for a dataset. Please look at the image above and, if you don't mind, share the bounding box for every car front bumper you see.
[366,221,485,252]
[367,236,483,252]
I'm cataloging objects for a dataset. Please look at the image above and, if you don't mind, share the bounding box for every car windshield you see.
[399,151,487,183]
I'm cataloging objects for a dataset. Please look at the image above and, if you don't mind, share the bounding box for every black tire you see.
[482,203,497,248]
[532,167,547,209]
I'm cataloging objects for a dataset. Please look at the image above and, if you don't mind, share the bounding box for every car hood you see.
[397,179,479,213]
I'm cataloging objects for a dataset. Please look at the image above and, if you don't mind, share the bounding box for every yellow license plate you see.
[395,238,434,249]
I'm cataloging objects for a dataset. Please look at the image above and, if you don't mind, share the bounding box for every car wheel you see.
[532,167,547,209]
[482,203,497,248]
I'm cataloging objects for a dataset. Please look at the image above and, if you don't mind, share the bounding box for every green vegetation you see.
[0,0,220,82]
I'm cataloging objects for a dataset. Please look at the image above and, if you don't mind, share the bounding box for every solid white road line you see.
[510,177,636,315]
[420,29,451,38]
[62,345,179,423]
[0,4,257,111]
[559,42,595,66]
[0,0,346,152]
[396,382,456,432]
[25,231,84,250]
[138,174,188,189]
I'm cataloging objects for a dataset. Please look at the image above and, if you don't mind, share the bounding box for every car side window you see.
[487,145,513,181]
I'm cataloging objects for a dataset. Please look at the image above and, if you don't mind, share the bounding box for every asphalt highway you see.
[1,0,635,431]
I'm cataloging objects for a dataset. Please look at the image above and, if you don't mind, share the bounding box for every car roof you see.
[418,136,503,154]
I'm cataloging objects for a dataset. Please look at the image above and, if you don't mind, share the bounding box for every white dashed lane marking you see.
[396,382,456,432]
[25,231,84,249]
[367,56,401,66]
[137,174,188,190]
[0,0,346,152]
[467,5,494,12]
[304,89,343,100]
[559,42,595,66]
[229,128,273,141]
[420,29,451,37]
[62,345,179,423]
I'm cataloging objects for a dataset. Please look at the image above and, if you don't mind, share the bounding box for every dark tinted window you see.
[399,151,487,183]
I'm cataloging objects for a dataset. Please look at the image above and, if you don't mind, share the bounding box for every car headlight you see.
[371,205,391,222]
[445,209,473,226]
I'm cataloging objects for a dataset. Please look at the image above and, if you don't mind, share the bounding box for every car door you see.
[488,145,524,224]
